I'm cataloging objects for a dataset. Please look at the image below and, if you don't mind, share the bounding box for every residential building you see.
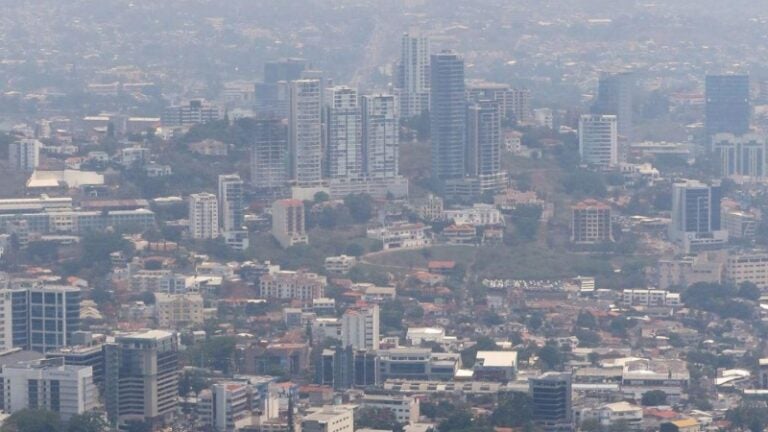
[571,199,613,244]
[251,119,289,191]
[579,115,618,168]
[377,348,460,381]
[289,79,324,186]
[271,199,308,248]
[361,94,400,179]
[725,253,768,289]
[104,330,179,427]
[396,31,430,118]
[154,293,204,329]
[162,100,221,126]
[366,223,431,250]
[430,51,466,183]
[473,351,518,382]
[466,81,531,123]
[414,194,443,221]
[442,204,505,226]
[130,270,187,294]
[723,209,757,239]
[579,402,642,432]
[361,393,420,424]
[668,180,728,252]
[657,253,724,290]
[466,99,506,193]
[189,193,219,240]
[705,74,750,140]
[712,133,766,179]
[324,255,357,275]
[218,174,249,250]
[592,72,633,153]
[341,303,380,351]
[9,139,41,171]
[0,358,97,421]
[259,270,326,301]
[301,405,355,432]
[443,224,477,245]
[621,289,681,307]
[325,86,362,180]
[530,372,573,432]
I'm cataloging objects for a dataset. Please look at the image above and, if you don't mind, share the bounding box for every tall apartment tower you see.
[251,119,289,191]
[361,94,399,179]
[669,179,727,252]
[289,79,324,186]
[466,99,505,193]
[104,330,179,428]
[397,31,430,118]
[705,74,750,140]
[341,303,380,351]
[712,133,766,179]
[9,138,41,171]
[325,86,363,180]
[271,199,308,248]
[571,199,613,244]
[593,72,633,149]
[189,193,219,240]
[530,372,573,432]
[579,115,618,168]
[218,174,248,250]
[430,51,467,182]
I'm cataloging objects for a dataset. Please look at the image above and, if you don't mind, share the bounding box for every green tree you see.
[510,205,543,241]
[1,409,62,432]
[65,412,108,432]
[641,390,667,406]
[538,343,564,371]
[354,407,403,432]
[726,403,768,432]
[461,337,499,368]
[344,194,374,223]
[491,392,534,428]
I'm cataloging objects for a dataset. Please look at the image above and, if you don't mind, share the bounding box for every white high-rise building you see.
[341,303,380,350]
[325,86,362,180]
[289,79,323,186]
[579,114,618,168]
[189,193,219,239]
[669,179,728,252]
[9,139,41,171]
[0,358,97,421]
[198,381,253,432]
[712,133,767,179]
[218,174,249,250]
[271,199,308,248]
[362,94,400,179]
[397,31,430,118]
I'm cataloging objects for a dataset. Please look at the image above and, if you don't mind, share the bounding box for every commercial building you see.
[301,405,354,432]
[725,253,768,289]
[162,100,221,126]
[9,138,41,171]
[189,193,219,239]
[289,79,324,186]
[621,289,681,307]
[668,180,727,252]
[46,343,106,387]
[198,381,253,432]
[530,372,573,432]
[104,330,179,427]
[154,293,204,329]
[341,303,380,351]
[712,133,766,179]
[579,115,618,168]
[251,119,289,192]
[466,80,531,124]
[130,270,187,294]
[325,86,362,180]
[271,199,308,248]
[361,393,420,424]
[430,51,466,183]
[579,402,643,432]
[705,74,750,140]
[592,72,633,152]
[571,200,613,244]
[0,357,97,421]
[396,31,430,118]
[473,351,518,382]
[377,348,460,381]
[317,346,379,390]
[259,270,326,301]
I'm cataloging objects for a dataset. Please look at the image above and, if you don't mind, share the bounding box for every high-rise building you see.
[341,303,380,351]
[289,80,324,186]
[198,381,253,432]
[218,174,249,250]
[669,179,728,252]
[271,199,308,248]
[0,358,97,421]
[361,94,399,179]
[530,372,573,432]
[579,115,618,168]
[189,193,219,240]
[466,81,532,124]
[712,133,766,179]
[571,199,613,244]
[154,293,204,329]
[430,51,467,182]
[325,86,362,180]
[466,100,505,193]
[162,100,221,127]
[705,74,750,140]
[104,330,179,428]
[251,119,289,191]
[397,31,430,118]
[9,139,41,171]
[593,72,633,151]
[264,58,307,84]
